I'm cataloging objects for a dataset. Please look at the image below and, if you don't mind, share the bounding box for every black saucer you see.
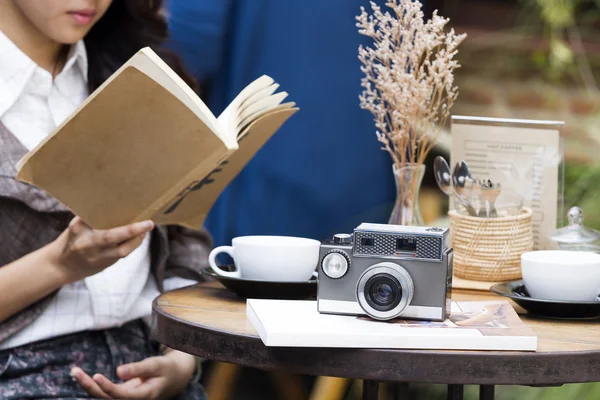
[201,266,317,300]
[490,280,600,320]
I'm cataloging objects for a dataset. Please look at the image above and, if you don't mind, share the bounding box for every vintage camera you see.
[317,223,453,321]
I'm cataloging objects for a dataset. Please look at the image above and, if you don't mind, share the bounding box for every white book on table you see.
[246,299,537,351]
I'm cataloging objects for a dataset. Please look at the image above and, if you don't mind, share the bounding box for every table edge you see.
[151,298,600,385]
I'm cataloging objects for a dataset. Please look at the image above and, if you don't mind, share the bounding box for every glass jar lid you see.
[550,206,600,245]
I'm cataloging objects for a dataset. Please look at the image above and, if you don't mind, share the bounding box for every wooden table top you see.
[151,281,600,385]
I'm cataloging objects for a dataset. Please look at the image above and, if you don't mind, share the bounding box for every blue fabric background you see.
[167,0,401,245]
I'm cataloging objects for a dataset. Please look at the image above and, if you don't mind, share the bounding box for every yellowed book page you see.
[238,83,279,112]
[236,92,288,128]
[237,102,296,139]
[17,66,226,229]
[153,107,299,229]
[217,75,276,145]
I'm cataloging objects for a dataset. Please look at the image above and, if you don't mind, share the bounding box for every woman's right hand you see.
[49,217,155,283]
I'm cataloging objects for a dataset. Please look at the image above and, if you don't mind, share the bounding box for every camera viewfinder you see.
[396,238,416,252]
[361,238,375,247]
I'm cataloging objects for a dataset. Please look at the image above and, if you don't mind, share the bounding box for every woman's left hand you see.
[71,349,197,399]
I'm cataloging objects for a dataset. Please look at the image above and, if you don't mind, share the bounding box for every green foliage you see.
[407,382,600,399]
[519,0,600,82]
[564,162,600,229]
[536,0,578,28]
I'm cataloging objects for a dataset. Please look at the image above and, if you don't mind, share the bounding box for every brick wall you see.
[450,29,600,165]
[453,74,600,164]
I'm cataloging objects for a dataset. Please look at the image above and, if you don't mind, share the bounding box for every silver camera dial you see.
[321,250,350,279]
[333,233,352,244]
[356,262,414,320]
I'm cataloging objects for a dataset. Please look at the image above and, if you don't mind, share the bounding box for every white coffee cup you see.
[208,235,321,282]
[521,250,600,301]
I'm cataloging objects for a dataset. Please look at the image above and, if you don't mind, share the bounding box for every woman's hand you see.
[71,350,198,399]
[49,216,155,283]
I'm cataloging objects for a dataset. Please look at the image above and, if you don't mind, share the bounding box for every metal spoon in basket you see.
[452,161,478,216]
[433,157,477,216]
[475,179,501,218]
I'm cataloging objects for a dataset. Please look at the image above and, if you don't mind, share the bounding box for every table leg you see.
[479,385,495,400]
[447,384,464,400]
[363,380,379,400]
[391,382,410,399]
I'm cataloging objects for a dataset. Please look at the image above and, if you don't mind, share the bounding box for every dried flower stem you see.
[356,0,466,171]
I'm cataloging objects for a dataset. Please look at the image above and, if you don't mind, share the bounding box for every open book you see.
[247,299,537,351]
[15,47,298,229]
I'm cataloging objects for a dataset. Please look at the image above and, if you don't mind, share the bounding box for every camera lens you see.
[364,274,402,311]
[356,262,414,320]
[373,283,393,304]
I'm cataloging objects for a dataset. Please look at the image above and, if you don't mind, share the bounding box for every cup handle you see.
[208,246,241,278]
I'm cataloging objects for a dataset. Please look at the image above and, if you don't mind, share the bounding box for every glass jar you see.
[549,206,600,253]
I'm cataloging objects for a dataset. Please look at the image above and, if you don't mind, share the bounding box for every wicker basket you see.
[448,207,533,282]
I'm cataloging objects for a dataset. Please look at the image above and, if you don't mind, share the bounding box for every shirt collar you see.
[0,30,88,118]
[63,39,89,85]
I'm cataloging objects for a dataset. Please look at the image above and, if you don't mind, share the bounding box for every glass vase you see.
[388,163,425,226]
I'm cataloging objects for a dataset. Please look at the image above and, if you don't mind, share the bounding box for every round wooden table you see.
[151,282,600,400]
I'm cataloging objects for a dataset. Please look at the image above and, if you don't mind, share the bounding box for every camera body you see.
[317,223,453,321]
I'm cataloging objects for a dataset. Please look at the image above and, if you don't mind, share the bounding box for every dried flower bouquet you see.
[356,0,466,224]
[357,0,466,167]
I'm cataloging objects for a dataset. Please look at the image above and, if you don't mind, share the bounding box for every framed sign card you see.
[450,116,565,250]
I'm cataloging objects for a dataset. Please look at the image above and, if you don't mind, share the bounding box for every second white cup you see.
[521,250,600,301]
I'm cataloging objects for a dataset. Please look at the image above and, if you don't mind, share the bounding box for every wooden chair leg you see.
[204,362,240,400]
[206,364,349,400]
[350,379,363,399]
[348,380,390,400]
[379,382,389,399]
[309,376,351,400]
[269,370,308,400]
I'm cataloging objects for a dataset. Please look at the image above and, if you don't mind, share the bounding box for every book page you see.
[237,91,288,127]
[238,83,279,112]
[153,106,298,228]
[217,75,276,147]
[451,116,564,250]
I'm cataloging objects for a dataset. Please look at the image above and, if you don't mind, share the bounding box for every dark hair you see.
[83,0,197,93]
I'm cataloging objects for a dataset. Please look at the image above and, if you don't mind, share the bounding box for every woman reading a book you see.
[0,1,209,399]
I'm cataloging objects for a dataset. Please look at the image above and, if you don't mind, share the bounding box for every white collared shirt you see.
[0,33,88,151]
[0,31,193,349]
